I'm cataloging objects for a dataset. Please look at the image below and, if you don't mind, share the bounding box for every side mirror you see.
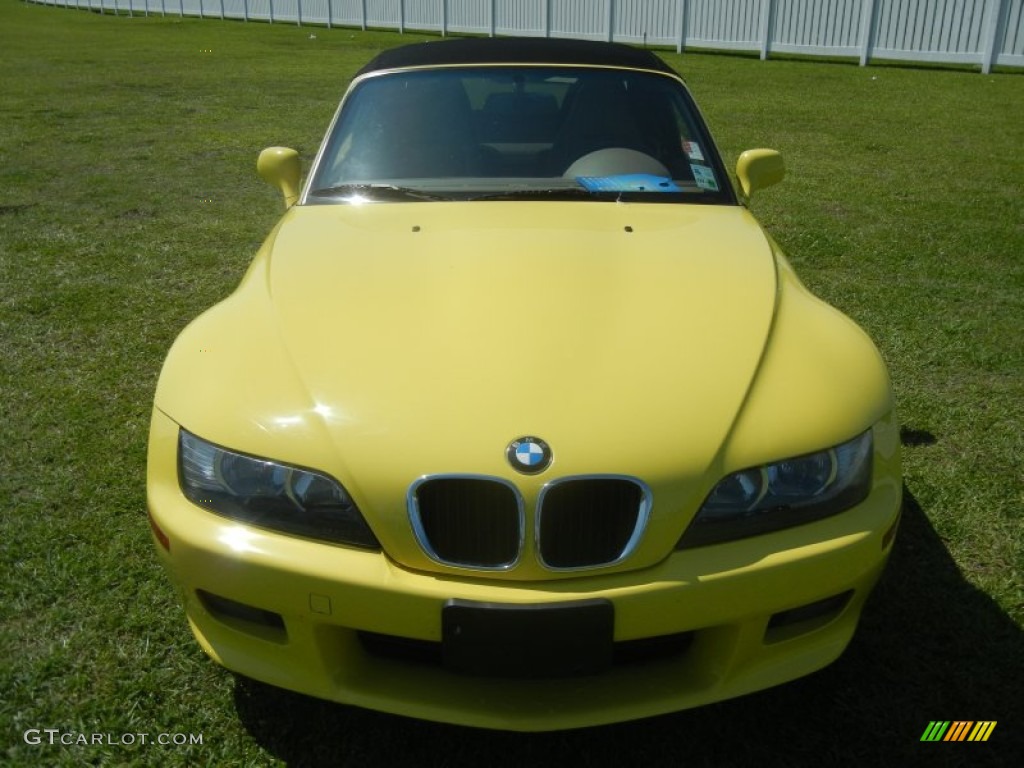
[735,149,785,200]
[257,147,301,209]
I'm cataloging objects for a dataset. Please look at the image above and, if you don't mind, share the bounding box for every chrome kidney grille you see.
[536,478,649,569]
[409,476,525,569]
[409,475,650,571]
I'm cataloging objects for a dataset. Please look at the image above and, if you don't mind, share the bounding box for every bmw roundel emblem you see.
[506,436,552,474]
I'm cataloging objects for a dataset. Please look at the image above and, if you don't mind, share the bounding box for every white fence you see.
[30,0,1024,72]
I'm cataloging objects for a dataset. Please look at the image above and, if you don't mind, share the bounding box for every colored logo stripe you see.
[944,721,973,741]
[968,722,997,741]
[921,721,996,742]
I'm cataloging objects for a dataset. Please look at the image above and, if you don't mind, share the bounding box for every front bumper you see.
[147,418,901,732]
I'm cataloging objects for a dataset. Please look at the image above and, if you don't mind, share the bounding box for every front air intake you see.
[410,476,523,569]
[537,477,650,569]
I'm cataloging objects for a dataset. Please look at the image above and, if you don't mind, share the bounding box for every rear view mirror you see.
[257,147,301,208]
[736,149,784,199]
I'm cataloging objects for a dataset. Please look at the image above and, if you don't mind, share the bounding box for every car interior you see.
[314,67,710,190]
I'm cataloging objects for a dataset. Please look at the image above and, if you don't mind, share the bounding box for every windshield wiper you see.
[307,183,453,203]
[468,187,599,202]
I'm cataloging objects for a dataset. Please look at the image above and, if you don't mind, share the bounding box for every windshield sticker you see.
[690,164,719,192]
[577,175,681,193]
[682,141,705,162]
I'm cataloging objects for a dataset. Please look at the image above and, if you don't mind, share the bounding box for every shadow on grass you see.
[234,487,1022,767]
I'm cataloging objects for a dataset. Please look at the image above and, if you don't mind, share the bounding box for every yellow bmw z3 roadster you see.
[147,37,902,731]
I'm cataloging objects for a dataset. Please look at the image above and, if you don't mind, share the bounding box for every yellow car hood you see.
[270,202,773,471]
[158,201,780,576]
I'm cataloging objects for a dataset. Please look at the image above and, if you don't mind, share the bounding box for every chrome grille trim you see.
[535,475,652,571]
[408,475,525,571]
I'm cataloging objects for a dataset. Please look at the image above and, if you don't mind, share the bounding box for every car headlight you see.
[178,430,380,549]
[677,430,873,548]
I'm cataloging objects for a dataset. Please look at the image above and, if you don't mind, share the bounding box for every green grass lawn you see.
[2,3,1021,765]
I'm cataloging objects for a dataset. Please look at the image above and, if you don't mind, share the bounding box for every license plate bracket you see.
[441,599,614,678]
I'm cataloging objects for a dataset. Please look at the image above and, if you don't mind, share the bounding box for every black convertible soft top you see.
[355,36,678,77]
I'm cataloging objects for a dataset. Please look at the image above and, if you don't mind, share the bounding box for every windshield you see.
[306,66,733,204]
